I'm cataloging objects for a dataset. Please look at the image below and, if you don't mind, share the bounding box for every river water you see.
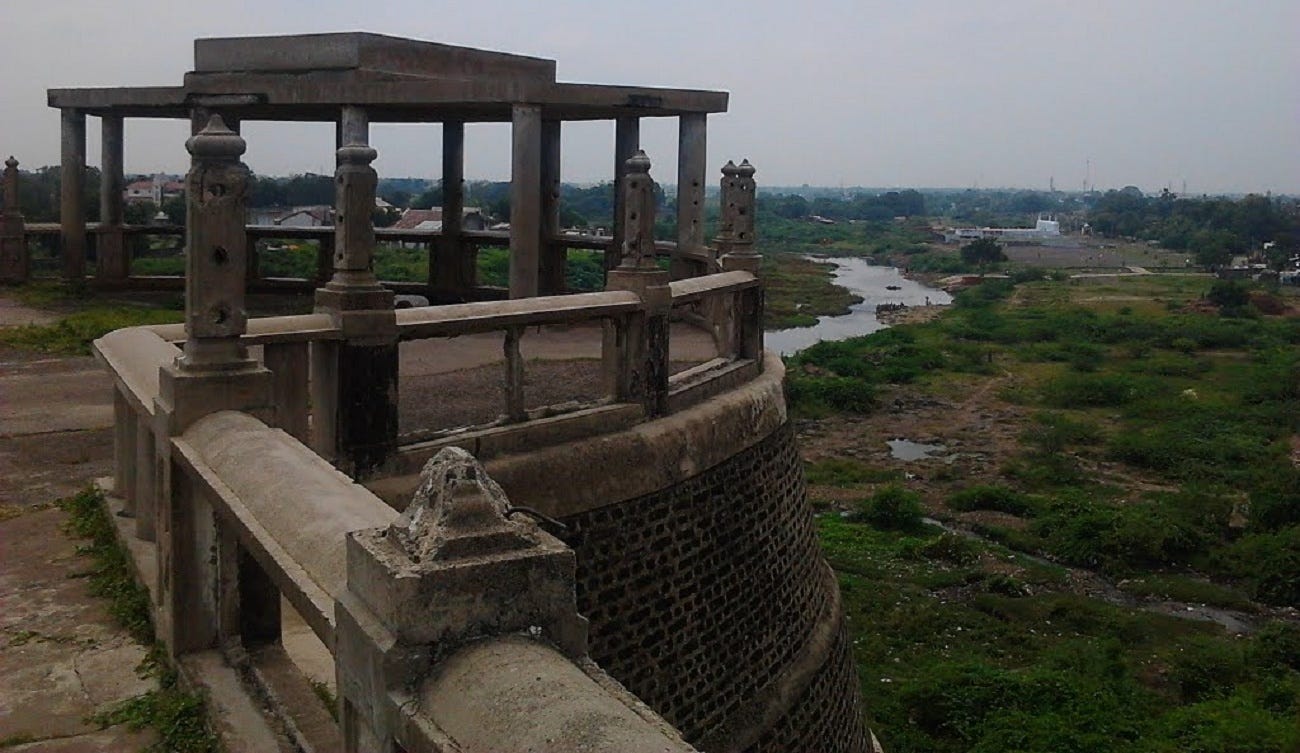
[765,257,953,356]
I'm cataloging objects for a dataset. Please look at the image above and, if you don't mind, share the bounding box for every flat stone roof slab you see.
[193,32,556,82]
[48,32,727,122]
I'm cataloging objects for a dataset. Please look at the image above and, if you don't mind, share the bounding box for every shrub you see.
[784,373,875,416]
[948,485,1038,517]
[857,485,924,531]
[1215,527,1300,606]
[1248,469,1300,532]
[1040,373,1154,408]
[805,458,900,487]
[919,533,981,565]
[1168,637,1248,702]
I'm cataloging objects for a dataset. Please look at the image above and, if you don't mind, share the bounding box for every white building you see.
[943,216,1061,244]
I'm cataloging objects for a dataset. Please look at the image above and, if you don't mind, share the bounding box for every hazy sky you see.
[3,0,1297,194]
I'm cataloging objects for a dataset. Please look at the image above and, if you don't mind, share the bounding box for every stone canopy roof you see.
[47,32,729,122]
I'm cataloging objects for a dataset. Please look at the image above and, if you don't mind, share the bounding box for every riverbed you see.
[765,257,952,356]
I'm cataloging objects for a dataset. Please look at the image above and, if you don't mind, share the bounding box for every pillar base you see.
[97,227,129,280]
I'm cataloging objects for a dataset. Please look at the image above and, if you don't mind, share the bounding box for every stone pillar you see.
[609,117,640,272]
[0,156,28,283]
[98,115,128,281]
[509,105,542,299]
[604,151,671,416]
[720,160,759,274]
[673,114,707,278]
[154,115,273,654]
[59,109,86,281]
[431,121,472,300]
[314,106,399,478]
[539,119,565,295]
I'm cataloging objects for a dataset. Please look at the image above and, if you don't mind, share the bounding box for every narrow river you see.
[765,257,953,355]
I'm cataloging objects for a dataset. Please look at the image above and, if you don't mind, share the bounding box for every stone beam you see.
[508,104,541,298]
[60,109,86,281]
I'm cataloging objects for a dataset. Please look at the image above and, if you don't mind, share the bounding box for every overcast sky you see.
[3,0,1297,194]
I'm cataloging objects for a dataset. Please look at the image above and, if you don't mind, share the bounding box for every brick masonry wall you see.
[561,421,868,752]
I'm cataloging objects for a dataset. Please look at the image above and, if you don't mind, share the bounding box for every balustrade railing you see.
[84,122,757,751]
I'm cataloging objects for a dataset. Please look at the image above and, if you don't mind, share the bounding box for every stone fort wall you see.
[480,354,869,752]
[562,422,869,752]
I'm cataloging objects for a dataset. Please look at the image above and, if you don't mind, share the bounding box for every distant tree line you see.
[760,189,925,221]
[1085,187,1298,267]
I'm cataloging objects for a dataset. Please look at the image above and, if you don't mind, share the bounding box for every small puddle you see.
[887,439,946,461]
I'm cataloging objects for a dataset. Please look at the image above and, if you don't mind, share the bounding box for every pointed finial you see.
[626,149,651,174]
[4,156,17,170]
[185,114,245,160]
[721,159,739,176]
[737,159,756,178]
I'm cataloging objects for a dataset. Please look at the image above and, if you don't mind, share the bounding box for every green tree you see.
[960,238,1007,271]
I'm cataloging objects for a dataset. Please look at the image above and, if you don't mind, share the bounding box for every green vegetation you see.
[825,512,1300,753]
[763,255,863,328]
[796,274,1300,751]
[0,306,183,355]
[60,487,217,753]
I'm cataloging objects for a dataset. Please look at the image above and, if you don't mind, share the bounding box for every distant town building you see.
[247,205,334,227]
[392,206,488,232]
[123,174,184,204]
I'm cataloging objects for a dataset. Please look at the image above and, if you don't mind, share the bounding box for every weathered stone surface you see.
[393,446,522,563]
[0,509,157,746]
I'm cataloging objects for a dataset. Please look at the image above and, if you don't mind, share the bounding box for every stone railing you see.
[90,117,765,751]
[9,220,708,293]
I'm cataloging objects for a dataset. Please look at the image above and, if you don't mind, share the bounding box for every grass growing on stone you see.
[59,487,218,753]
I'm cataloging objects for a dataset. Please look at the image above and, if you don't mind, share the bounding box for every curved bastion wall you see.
[480,353,870,753]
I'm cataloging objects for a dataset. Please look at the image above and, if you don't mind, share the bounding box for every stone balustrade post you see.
[717,160,763,359]
[603,151,671,416]
[153,115,274,655]
[0,156,28,283]
[335,448,588,752]
[313,106,398,478]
